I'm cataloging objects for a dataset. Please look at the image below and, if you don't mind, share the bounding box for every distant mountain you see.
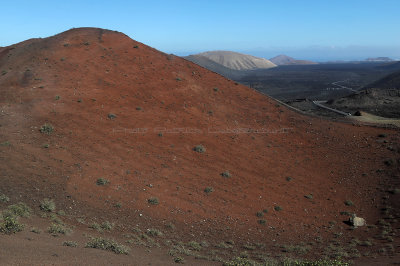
[184,54,246,79]
[365,57,394,62]
[188,51,276,71]
[269,54,317,65]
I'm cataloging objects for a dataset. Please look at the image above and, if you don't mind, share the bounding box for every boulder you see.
[349,215,366,227]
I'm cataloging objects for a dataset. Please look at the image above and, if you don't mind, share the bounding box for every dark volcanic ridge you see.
[0,28,399,263]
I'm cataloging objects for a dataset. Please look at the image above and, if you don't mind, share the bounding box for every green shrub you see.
[221,171,231,178]
[0,141,11,146]
[108,113,117,120]
[101,221,114,231]
[48,223,72,235]
[63,241,78,247]
[213,87,219,92]
[40,198,56,212]
[96,178,110,186]
[146,228,163,237]
[148,197,159,205]
[8,202,31,217]
[305,194,313,199]
[0,211,24,234]
[204,187,213,194]
[258,219,266,225]
[40,123,54,135]
[344,200,354,206]
[274,206,283,212]
[193,144,206,153]
[85,237,129,254]
[0,194,10,203]
[256,211,264,217]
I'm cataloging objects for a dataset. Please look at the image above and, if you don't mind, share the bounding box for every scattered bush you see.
[107,113,117,120]
[148,197,159,205]
[63,241,78,247]
[193,144,206,153]
[40,198,56,212]
[344,200,354,206]
[30,227,41,234]
[0,211,24,234]
[40,123,54,135]
[221,171,231,178]
[146,228,163,237]
[85,237,129,254]
[8,202,31,217]
[48,223,72,235]
[96,178,110,186]
[101,221,114,231]
[0,194,10,203]
[204,187,213,194]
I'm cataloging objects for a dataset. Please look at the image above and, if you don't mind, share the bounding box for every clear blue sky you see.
[1,0,399,61]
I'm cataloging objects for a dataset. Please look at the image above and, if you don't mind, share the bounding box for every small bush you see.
[174,256,184,263]
[256,211,264,217]
[305,194,313,199]
[40,123,54,135]
[8,202,31,217]
[146,228,163,237]
[85,237,129,254]
[344,200,354,206]
[136,106,142,110]
[101,221,114,231]
[221,171,231,178]
[96,178,110,186]
[262,209,268,214]
[0,211,24,234]
[108,113,117,120]
[133,45,139,48]
[48,223,72,235]
[390,188,400,194]
[213,87,219,92]
[40,198,56,212]
[148,197,159,205]
[55,95,60,100]
[204,187,213,194]
[63,241,78,247]
[193,144,206,153]
[258,219,266,225]
[274,206,283,212]
[0,194,10,203]
[30,227,41,234]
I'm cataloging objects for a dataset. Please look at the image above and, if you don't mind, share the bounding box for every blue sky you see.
[1,0,399,61]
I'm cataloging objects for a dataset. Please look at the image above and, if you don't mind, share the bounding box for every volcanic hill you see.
[269,54,317,66]
[0,28,399,264]
[187,51,276,70]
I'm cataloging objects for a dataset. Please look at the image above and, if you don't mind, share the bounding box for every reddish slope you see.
[0,28,399,261]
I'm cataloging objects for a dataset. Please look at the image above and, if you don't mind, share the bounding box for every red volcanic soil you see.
[0,28,399,264]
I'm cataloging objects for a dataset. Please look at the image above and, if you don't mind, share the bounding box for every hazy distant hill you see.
[365,57,394,62]
[269,54,317,65]
[188,51,276,71]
